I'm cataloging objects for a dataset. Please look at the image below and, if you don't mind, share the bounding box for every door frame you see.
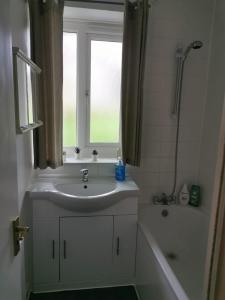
[204,94,225,300]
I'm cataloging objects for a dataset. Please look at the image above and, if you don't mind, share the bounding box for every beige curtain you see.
[121,0,149,166]
[29,0,64,169]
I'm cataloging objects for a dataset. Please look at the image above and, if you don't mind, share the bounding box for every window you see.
[63,19,123,159]
[89,39,122,144]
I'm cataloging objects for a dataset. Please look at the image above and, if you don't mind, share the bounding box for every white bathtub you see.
[135,204,208,300]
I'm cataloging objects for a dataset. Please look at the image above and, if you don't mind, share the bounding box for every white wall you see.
[198,0,225,215]
[128,0,215,204]
[11,0,33,212]
[10,0,34,297]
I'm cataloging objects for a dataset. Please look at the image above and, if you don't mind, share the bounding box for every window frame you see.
[86,33,122,148]
[63,20,123,159]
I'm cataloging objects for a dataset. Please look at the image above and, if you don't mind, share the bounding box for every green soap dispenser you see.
[189,185,201,207]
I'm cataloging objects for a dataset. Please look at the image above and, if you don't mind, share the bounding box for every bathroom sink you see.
[56,182,117,197]
[29,177,139,212]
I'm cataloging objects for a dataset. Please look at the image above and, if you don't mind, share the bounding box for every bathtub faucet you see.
[152,193,176,205]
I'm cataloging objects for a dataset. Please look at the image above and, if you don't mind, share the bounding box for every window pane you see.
[63,32,77,147]
[90,40,122,143]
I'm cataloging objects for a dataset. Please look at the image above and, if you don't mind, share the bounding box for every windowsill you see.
[64,158,117,164]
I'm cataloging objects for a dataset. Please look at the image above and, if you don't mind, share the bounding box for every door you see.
[60,216,113,284]
[0,2,22,299]
[33,220,59,287]
[113,215,137,280]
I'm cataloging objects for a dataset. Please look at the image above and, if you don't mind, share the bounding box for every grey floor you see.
[29,286,138,300]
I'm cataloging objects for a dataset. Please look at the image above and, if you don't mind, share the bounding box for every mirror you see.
[12,47,43,134]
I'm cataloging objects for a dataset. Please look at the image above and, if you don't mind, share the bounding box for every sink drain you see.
[161,209,168,217]
[83,185,88,189]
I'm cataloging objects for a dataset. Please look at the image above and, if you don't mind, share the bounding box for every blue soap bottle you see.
[115,157,125,181]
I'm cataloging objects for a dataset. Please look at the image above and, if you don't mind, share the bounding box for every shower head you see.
[183,40,203,59]
[191,41,203,49]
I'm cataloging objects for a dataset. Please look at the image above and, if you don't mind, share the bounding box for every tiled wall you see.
[36,162,116,178]
[128,0,215,203]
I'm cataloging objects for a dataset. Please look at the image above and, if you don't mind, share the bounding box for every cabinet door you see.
[33,219,59,286]
[60,216,113,284]
[113,215,137,279]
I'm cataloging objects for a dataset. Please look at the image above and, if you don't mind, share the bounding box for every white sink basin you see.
[29,177,139,212]
[56,182,117,197]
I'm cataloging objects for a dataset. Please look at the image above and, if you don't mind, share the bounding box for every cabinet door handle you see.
[52,240,55,259]
[63,240,67,259]
[116,237,120,256]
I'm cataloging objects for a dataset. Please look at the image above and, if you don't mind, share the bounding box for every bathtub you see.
[135,204,208,300]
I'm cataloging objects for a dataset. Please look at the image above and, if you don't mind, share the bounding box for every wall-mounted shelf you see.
[18,120,44,134]
[12,47,43,134]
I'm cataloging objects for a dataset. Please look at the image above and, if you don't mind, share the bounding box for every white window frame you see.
[63,19,123,159]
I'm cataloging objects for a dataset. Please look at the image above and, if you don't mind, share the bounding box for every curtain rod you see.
[67,0,124,6]
[66,0,151,6]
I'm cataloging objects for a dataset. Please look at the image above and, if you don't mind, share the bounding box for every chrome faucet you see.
[80,169,88,182]
[152,193,176,205]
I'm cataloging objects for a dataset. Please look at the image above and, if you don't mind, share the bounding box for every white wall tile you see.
[141,140,161,158]
[140,158,160,172]
[142,125,162,141]
[160,142,176,158]
[159,158,175,172]
[98,164,115,176]
[142,107,162,126]
[161,126,176,142]
[138,0,214,204]
[130,172,160,189]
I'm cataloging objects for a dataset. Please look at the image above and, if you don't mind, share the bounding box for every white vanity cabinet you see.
[33,219,59,285]
[32,196,138,292]
[60,216,114,284]
[113,215,137,280]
